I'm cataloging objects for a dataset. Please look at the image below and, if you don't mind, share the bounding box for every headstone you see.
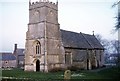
[64,70,71,80]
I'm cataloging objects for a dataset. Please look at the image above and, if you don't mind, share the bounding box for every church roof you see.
[60,29,104,50]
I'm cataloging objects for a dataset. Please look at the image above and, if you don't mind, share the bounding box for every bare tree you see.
[112,1,120,65]
[95,34,112,54]
[111,40,120,64]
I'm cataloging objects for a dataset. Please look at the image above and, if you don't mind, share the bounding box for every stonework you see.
[25,0,104,72]
[0,53,16,68]
[25,1,65,72]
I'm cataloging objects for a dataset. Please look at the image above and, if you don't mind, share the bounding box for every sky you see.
[0,0,119,52]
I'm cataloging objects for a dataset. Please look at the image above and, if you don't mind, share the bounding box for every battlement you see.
[29,0,58,10]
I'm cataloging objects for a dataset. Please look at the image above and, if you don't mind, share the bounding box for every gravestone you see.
[64,70,71,80]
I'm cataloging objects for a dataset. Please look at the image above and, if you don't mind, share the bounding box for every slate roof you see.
[16,49,24,56]
[0,53,16,61]
[14,49,25,61]
[60,29,104,50]
[82,33,104,49]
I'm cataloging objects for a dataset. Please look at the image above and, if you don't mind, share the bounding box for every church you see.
[24,0,104,72]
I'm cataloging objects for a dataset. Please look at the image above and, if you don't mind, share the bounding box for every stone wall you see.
[25,0,65,72]
[2,60,16,68]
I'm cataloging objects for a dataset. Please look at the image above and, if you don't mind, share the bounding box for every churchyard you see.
[2,66,120,81]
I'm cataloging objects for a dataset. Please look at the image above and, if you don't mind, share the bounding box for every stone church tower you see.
[24,0,65,72]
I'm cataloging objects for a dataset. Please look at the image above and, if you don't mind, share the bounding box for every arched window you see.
[35,42,41,54]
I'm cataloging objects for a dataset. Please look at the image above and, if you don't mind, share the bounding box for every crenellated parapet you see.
[29,0,58,10]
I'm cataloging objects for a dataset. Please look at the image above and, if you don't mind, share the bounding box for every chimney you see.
[13,44,17,55]
[92,31,94,36]
[14,44,17,51]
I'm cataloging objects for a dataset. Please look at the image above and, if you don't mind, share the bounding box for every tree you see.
[112,1,120,30]
[95,34,120,64]
[112,1,120,65]
[111,40,120,64]
[95,34,112,54]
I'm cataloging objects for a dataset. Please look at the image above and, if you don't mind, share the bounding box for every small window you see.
[50,11,53,15]
[5,61,8,64]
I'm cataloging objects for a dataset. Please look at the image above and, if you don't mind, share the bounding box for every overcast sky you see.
[0,0,119,52]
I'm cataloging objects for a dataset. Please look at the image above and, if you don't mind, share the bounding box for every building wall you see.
[65,49,86,69]
[18,55,24,69]
[2,60,16,68]
[64,48,104,70]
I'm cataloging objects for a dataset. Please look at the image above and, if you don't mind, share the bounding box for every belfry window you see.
[36,42,41,54]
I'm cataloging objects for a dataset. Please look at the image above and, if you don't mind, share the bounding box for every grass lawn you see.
[2,66,120,81]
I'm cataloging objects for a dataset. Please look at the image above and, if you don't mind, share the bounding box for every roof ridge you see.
[60,29,79,34]
[60,29,93,36]
[82,33,92,36]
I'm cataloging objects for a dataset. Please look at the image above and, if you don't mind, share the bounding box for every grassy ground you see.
[2,66,120,81]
